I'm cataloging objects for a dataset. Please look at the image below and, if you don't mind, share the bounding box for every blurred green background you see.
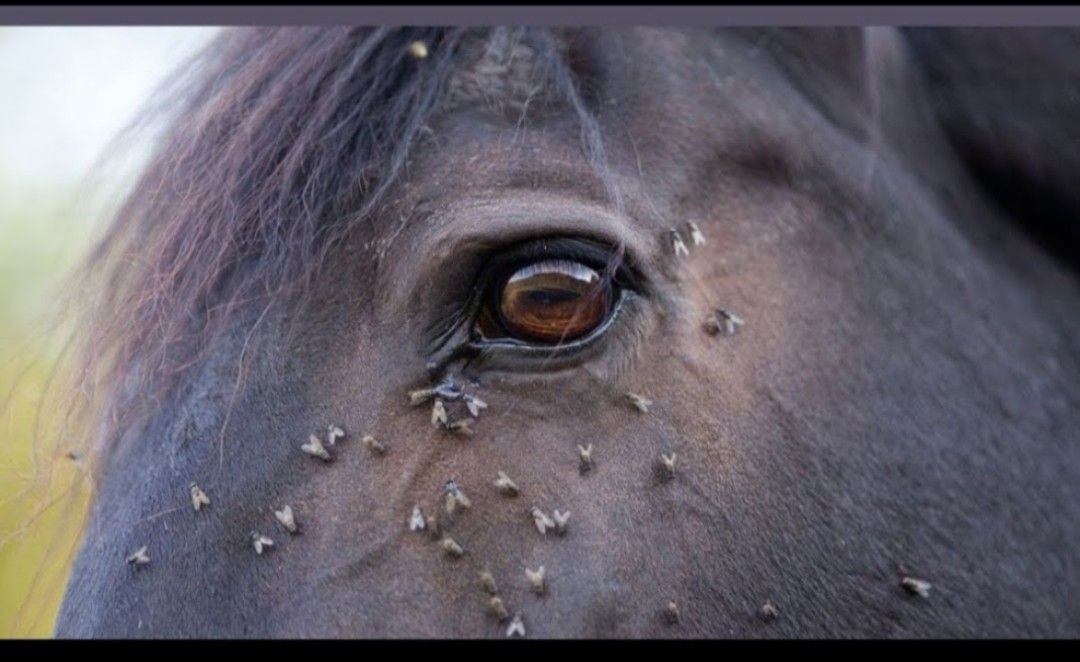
[0,26,218,638]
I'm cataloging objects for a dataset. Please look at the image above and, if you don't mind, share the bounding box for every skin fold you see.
[55,27,1080,638]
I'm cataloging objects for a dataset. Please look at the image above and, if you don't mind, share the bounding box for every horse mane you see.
[64,26,609,463]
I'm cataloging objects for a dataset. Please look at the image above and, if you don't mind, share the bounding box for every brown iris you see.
[492,259,612,344]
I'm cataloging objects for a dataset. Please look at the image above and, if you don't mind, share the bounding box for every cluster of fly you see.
[127,214,737,632]
[669,229,690,258]
[669,222,750,343]
[668,221,706,260]
[409,375,487,439]
[480,569,513,628]
[407,475,548,635]
[383,260,747,636]
[478,568,525,637]
[405,480,473,560]
[301,422,388,462]
[128,467,316,569]
[251,503,303,554]
[531,507,570,537]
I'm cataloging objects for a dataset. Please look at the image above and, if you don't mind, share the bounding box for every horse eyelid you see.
[421,235,645,374]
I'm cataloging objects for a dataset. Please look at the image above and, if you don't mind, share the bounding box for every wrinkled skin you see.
[57,28,1080,637]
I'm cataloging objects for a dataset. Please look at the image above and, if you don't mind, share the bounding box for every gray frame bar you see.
[2,6,1080,27]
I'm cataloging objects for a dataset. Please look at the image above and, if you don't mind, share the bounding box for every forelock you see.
[442,27,562,117]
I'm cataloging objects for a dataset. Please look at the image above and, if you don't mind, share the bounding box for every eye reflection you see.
[478,259,614,344]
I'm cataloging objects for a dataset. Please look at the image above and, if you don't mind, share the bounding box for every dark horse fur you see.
[54,27,1079,637]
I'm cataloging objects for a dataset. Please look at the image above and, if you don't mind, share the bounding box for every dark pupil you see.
[526,289,579,305]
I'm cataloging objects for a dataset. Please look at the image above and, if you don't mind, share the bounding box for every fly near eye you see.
[490,259,613,344]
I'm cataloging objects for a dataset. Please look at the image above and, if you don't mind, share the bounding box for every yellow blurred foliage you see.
[0,190,95,638]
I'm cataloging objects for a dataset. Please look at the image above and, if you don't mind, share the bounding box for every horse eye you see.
[477,259,614,344]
